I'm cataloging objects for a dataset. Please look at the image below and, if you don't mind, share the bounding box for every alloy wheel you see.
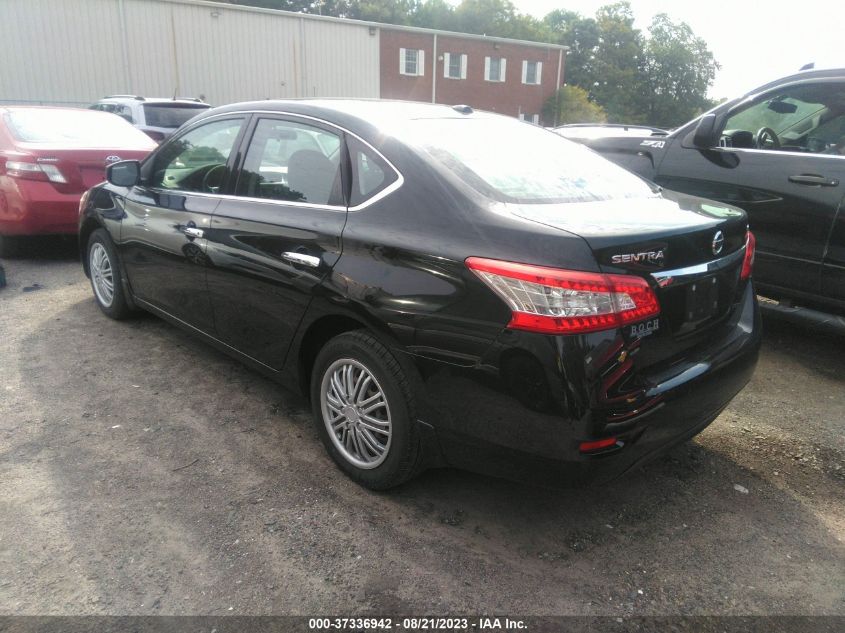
[320,358,392,469]
[89,242,115,307]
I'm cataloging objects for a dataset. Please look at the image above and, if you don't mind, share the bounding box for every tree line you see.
[215,0,719,128]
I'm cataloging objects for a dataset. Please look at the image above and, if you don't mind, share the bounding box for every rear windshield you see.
[143,103,209,129]
[5,109,155,147]
[400,117,656,204]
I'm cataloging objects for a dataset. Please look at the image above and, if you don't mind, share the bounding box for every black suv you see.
[79,101,760,489]
[568,68,845,313]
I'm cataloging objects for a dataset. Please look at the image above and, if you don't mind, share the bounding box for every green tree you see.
[543,10,599,90]
[543,85,607,126]
[588,2,647,123]
[409,0,454,30]
[641,14,719,127]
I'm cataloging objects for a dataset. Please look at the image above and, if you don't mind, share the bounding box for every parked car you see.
[79,101,761,489]
[552,123,670,140]
[0,106,156,256]
[568,68,845,313]
[89,95,211,143]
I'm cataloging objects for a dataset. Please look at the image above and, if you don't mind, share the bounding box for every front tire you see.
[310,331,422,490]
[87,228,132,320]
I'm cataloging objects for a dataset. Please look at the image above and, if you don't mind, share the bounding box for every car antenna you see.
[452,104,473,115]
[799,62,815,71]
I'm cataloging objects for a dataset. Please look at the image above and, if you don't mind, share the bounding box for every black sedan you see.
[79,101,761,489]
[570,67,845,314]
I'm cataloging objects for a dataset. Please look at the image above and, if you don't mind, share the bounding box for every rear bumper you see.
[407,282,762,485]
[0,179,80,235]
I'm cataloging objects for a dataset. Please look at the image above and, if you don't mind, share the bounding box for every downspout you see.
[554,48,564,127]
[118,0,132,93]
[431,33,438,103]
[170,7,181,98]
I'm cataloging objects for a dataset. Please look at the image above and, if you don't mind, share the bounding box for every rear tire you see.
[87,228,132,320]
[0,235,22,258]
[310,331,422,490]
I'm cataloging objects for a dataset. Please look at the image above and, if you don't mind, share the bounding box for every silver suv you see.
[89,95,211,143]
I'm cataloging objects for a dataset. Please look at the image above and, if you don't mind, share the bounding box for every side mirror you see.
[692,113,719,148]
[106,160,140,187]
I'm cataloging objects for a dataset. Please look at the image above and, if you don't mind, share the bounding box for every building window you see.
[400,48,425,77]
[519,113,541,125]
[522,60,542,85]
[484,56,506,82]
[443,52,467,80]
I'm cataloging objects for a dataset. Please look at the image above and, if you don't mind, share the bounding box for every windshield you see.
[400,117,657,204]
[143,103,209,129]
[5,108,155,147]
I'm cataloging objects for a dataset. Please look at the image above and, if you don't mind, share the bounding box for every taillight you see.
[6,160,67,183]
[466,257,660,334]
[740,231,755,281]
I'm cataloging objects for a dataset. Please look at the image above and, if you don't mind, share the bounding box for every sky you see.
[508,0,845,99]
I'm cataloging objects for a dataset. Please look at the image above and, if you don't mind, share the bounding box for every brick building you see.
[380,27,567,125]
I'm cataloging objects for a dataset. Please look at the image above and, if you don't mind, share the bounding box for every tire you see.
[87,228,132,320]
[0,235,22,258]
[310,331,422,490]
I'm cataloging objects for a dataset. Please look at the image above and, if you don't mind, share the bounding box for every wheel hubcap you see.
[320,358,392,469]
[90,243,115,307]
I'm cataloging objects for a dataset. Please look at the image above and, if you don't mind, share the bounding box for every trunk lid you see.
[507,191,749,339]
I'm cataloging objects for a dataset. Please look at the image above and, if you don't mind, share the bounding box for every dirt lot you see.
[1,240,843,617]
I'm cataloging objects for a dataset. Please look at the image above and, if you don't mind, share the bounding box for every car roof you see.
[749,67,845,96]
[201,99,505,140]
[97,97,209,105]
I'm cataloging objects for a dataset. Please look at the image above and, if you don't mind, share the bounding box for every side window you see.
[148,117,244,193]
[348,137,398,207]
[237,118,343,206]
[722,82,845,154]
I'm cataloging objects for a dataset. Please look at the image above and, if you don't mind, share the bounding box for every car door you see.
[656,80,845,301]
[203,114,348,370]
[119,115,247,332]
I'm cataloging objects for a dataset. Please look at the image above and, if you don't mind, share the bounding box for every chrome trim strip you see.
[651,247,745,283]
[154,109,405,212]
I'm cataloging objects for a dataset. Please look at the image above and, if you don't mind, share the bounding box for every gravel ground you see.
[0,239,843,617]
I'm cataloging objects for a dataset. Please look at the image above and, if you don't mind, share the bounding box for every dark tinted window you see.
[348,137,398,207]
[723,82,845,154]
[237,118,343,205]
[148,117,243,193]
[143,103,209,129]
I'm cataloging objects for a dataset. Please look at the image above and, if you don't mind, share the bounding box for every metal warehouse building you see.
[1,0,568,124]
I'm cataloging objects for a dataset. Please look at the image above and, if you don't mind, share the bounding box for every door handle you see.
[282,251,320,268]
[182,226,204,239]
[789,174,839,187]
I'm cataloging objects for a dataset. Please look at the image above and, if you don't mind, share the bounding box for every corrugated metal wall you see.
[0,0,381,107]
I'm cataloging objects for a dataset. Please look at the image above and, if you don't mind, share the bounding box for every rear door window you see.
[236,118,344,206]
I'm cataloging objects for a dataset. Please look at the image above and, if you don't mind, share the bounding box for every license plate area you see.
[685,275,720,323]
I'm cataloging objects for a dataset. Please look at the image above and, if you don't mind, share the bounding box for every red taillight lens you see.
[6,160,48,181]
[6,160,67,183]
[579,437,620,453]
[740,231,755,281]
[466,257,660,334]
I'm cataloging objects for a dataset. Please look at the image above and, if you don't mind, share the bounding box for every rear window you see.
[4,109,155,147]
[400,117,656,204]
[143,103,210,129]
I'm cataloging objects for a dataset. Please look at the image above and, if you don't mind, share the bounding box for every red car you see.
[0,106,156,255]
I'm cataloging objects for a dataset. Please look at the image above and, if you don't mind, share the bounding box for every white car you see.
[89,95,211,143]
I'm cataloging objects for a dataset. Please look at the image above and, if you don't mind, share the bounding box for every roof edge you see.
[150,0,570,51]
